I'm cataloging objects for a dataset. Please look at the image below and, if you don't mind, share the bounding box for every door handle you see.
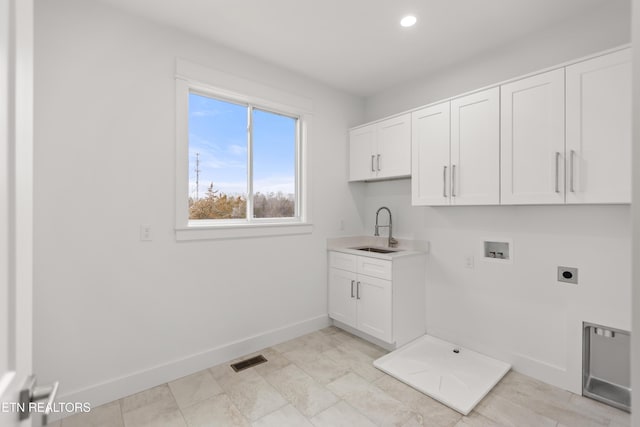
[443,165,448,197]
[371,155,375,172]
[570,150,576,193]
[377,154,381,171]
[350,280,355,298]
[356,281,361,299]
[19,375,60,424]
[555,152,560,193]
[451,164,456,197]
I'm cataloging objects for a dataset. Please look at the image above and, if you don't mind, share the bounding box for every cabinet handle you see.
[570,150,576,193]
[356,281,361,300]
[371,155,375,172]
[451,164,456,197]
[443,165,448,197]
[350,280,355,298]
[555,152,560,193]
[377,154,381,171]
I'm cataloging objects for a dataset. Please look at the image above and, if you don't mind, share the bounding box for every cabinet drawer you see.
[357,256,392,280]
[329,251,357,271]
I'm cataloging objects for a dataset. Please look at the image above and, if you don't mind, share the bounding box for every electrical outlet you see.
[558,266,578,284]
[140,224,152,241]
[465,256,474,269]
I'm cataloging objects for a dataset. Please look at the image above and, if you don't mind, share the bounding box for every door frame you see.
[0,0,34,425]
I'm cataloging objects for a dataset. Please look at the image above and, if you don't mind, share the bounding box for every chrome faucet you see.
[374,206,398,248]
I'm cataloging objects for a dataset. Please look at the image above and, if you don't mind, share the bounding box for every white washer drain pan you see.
[374,335,510,415]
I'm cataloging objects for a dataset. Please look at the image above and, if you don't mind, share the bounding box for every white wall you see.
[33,0,364,406]
[362,180,630,392]
[361,1,632,394]
[632,0,640,424]
[365,0,631,121]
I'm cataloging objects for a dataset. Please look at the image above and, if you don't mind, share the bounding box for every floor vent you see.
[230,355,268,372]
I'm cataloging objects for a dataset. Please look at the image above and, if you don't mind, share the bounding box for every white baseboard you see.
[51,314,330,421]
[427,328,576,394]
[331,320,396,351]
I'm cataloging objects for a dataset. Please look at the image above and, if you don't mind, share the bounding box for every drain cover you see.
[230,355,268,372]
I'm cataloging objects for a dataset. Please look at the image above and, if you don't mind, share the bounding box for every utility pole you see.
[195,152,200,200]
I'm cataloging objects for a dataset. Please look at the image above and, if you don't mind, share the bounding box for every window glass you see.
[188,93,247,220]
[252,108,297,218]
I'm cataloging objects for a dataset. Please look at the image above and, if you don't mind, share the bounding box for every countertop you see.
[327,236,428,260]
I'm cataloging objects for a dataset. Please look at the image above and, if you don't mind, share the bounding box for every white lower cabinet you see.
[327,268,358,328]
[328,251,425,347]
[356,275,392,341]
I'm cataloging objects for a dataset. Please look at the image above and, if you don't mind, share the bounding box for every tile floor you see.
[48,327,631,427]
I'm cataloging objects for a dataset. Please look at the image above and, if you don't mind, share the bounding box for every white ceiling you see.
[96,0,613,96]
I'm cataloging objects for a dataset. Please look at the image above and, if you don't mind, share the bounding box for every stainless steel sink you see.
[351,247,398,254]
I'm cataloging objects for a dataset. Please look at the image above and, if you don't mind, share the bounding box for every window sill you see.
[175,222,313,241]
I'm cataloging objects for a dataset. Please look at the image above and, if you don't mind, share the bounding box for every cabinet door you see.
[376,113,411,179]
[356,276,392,343]
[566,49,631,204]
[501,69,565,204]
[328,268,357,328]
[450,87,500,205]
[411,102,451,206]
[349,124,376,181]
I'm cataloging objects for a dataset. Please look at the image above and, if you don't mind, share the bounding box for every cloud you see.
[227,144,247,156]
[188,133,220,151]
[253,175,295,195]
[201,158,245,169]
[190,109,221,118]
[189,139,246,170]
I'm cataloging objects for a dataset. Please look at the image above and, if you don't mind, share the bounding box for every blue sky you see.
[188,93,296,198]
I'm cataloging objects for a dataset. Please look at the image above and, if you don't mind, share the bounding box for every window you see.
[175,62,311,240]
[188,93,298,221]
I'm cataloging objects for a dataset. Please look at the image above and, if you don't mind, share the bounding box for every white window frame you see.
[175,60,313,241]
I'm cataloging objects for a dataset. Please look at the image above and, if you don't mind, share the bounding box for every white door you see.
[376,113,411,179]
[348,124,376,181]
[356,276,392,343]
[450,87,500,205]
[501,69,565,204]
[566,49,631,204]
[411,102,451,206]
[0,0,36,426]
[328,269,357,328]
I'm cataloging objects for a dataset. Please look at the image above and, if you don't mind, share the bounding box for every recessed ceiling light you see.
[400,15,417,27]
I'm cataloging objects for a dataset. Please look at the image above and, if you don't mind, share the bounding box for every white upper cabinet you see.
[450,87,500,205]
[349,124,377,181]
[565,49,631,204]
[411,102,451,206]
[358,47,631,206]
[349,113,411,181]
[377,115,412,179]
[501,68,566,204]
[412,88,500,206]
